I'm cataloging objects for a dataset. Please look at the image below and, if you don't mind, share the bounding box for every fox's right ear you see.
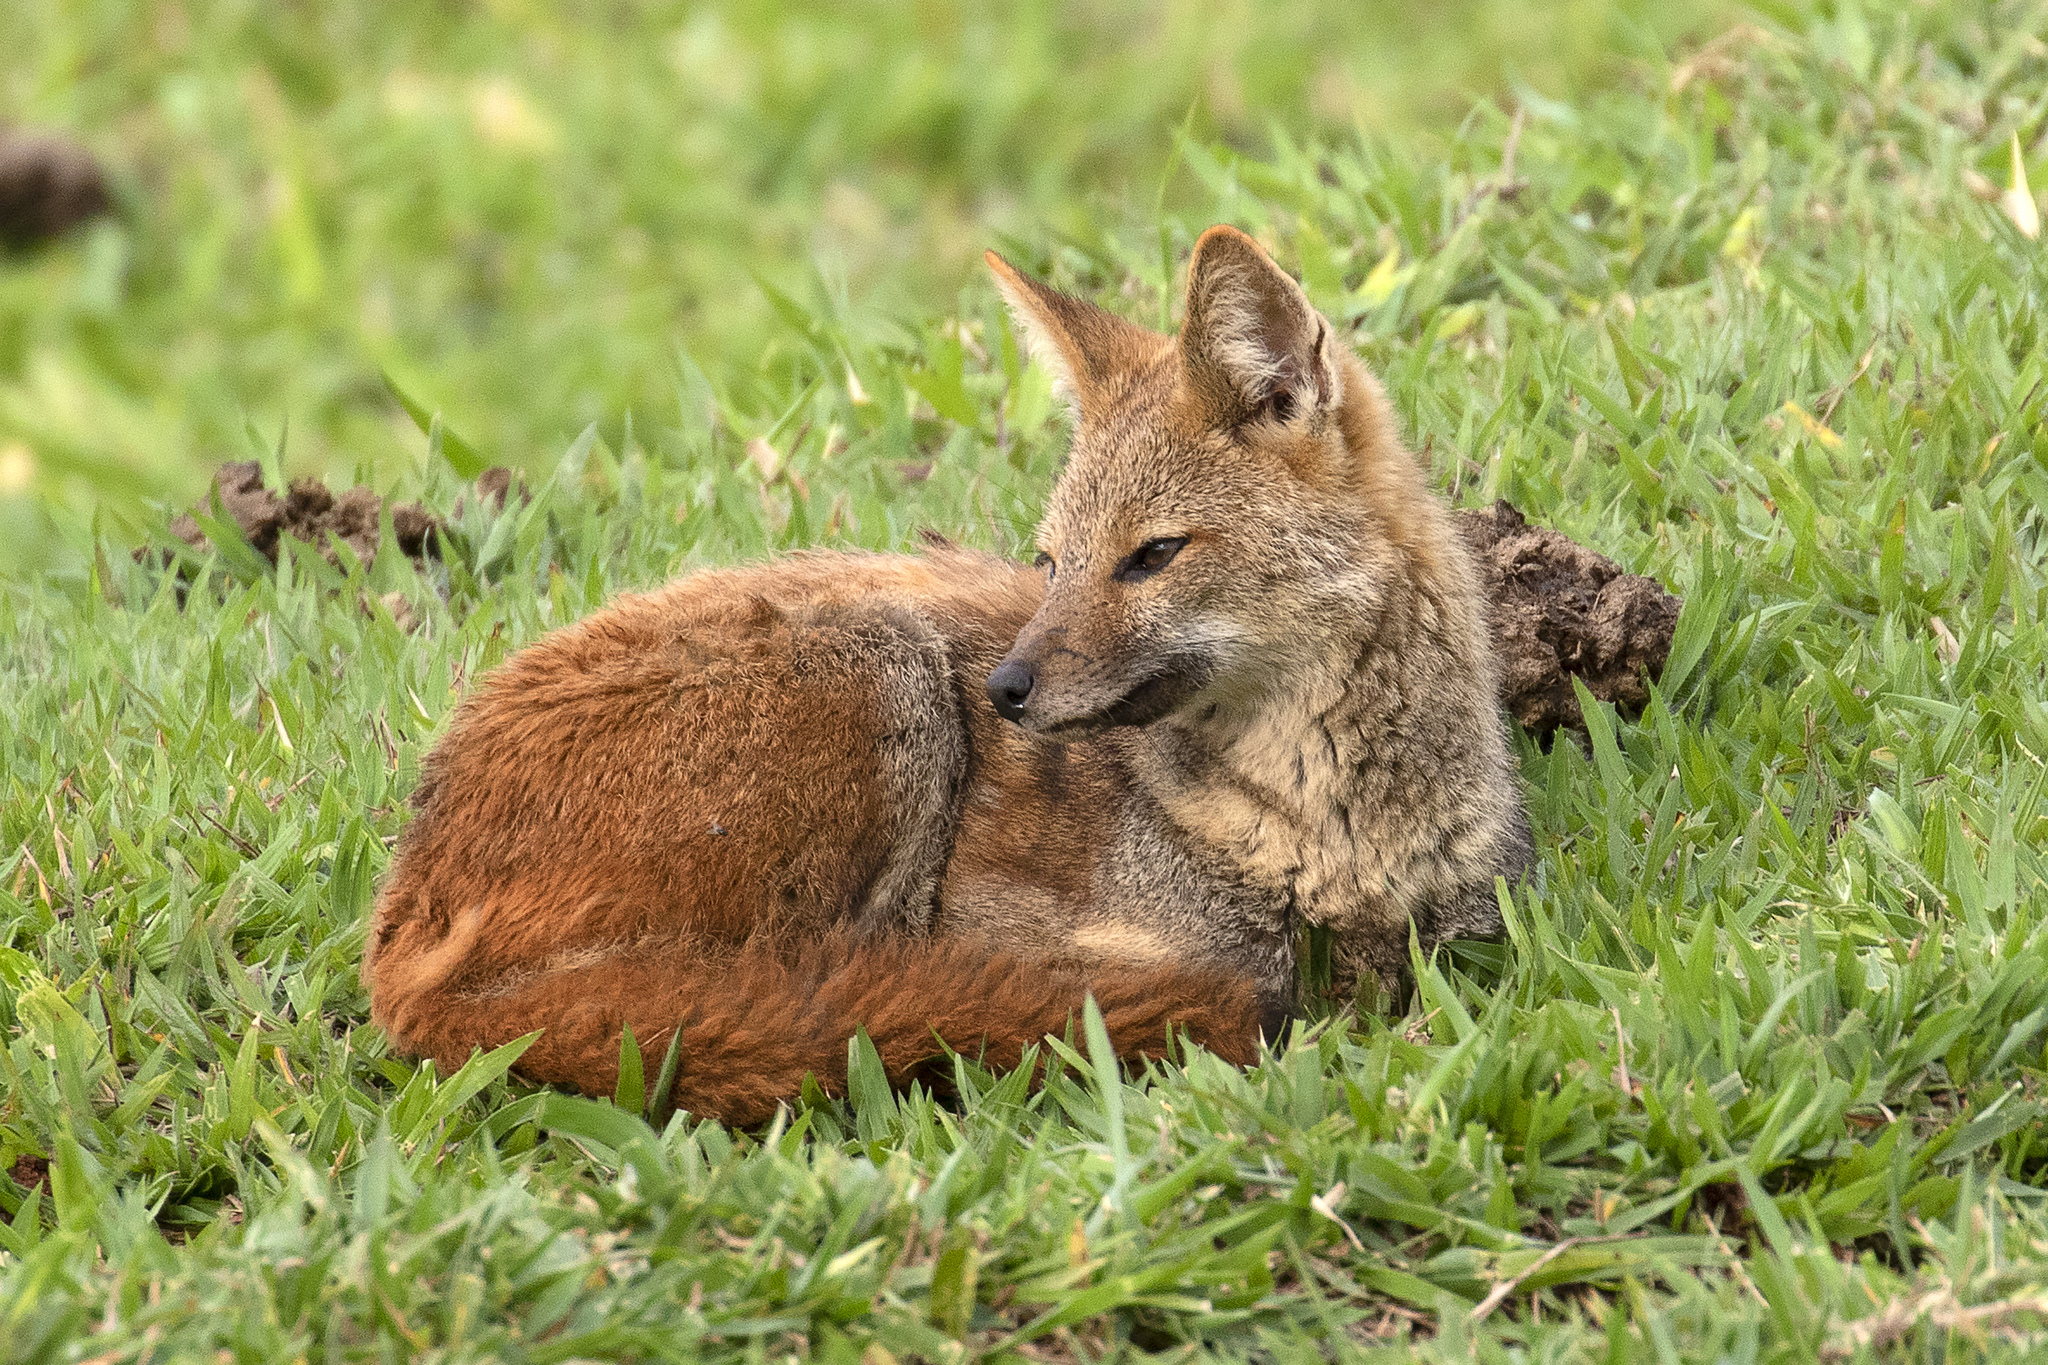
[985,251,1151,419]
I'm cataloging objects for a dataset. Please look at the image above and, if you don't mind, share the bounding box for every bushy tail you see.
[369,922,1264,1126]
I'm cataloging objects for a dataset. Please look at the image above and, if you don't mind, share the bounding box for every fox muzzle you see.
[985,658,1036,723]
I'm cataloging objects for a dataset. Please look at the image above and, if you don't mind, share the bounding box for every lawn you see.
[4,0,2048,1360]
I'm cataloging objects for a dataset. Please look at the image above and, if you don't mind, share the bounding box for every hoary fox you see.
[365,225,1531,1125]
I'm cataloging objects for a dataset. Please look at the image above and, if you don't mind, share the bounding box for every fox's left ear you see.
[1179,225,1343,425]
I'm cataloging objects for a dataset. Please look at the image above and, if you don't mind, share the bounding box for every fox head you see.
[983,224,1428,738]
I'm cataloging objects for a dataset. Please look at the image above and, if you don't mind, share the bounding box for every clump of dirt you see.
[1453,500,1683,735]
[474,465,517,510]
[0,129,111,250]
[158,461,448,571]
[7,1153,48,1193]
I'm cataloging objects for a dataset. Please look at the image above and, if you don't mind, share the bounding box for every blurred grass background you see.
[0,0,1733,572]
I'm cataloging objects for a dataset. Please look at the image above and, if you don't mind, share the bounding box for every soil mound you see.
[158,461,448,571]
[0,129,111,250]
[1453,500,1683,735]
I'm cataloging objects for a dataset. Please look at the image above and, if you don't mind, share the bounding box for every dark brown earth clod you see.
[474,465,516,511]
[7,1153,49,1193]
[1454,499,1683,735]
[159,461,458,571]
[0,129,112,250]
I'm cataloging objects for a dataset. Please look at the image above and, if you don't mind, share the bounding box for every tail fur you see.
[370,925,1264,1127]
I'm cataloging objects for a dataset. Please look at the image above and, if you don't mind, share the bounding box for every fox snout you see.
[985,626,1218,736]
[985,658,1035,723]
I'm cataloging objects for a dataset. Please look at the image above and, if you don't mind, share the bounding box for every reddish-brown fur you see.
[368,553,1264,1126]
[378,929,1257,1126]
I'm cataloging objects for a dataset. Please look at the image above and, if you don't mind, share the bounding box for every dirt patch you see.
[474,465,517,510]
[156,461,467,572]
[8,1153,49,1193]
[1454,500,1683,735]
[0,129,111,250]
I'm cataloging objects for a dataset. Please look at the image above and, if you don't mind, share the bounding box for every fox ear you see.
[985,250,1152,417]
[1179,225,1342,424]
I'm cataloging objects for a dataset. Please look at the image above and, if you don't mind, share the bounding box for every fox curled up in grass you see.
[365,225,1533,1125]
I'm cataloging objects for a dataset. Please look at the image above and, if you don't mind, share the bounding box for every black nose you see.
[986,659,1036,722]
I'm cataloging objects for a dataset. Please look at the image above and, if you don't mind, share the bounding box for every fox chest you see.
[1170,789,1394,929]
[1149,725,1422,937]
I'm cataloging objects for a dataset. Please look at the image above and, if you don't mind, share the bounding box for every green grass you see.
[0,0,1733,574]
[6,0,2048,1359]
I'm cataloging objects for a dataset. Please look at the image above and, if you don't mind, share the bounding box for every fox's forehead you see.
[1037,413,1253,554]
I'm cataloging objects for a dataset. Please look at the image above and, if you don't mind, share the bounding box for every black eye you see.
[1117,536,1187,581]
[1267,388,1297,423]
[1033,551,1055,579]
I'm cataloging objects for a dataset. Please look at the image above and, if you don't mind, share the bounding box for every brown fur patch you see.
[367,549,1265,1125]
